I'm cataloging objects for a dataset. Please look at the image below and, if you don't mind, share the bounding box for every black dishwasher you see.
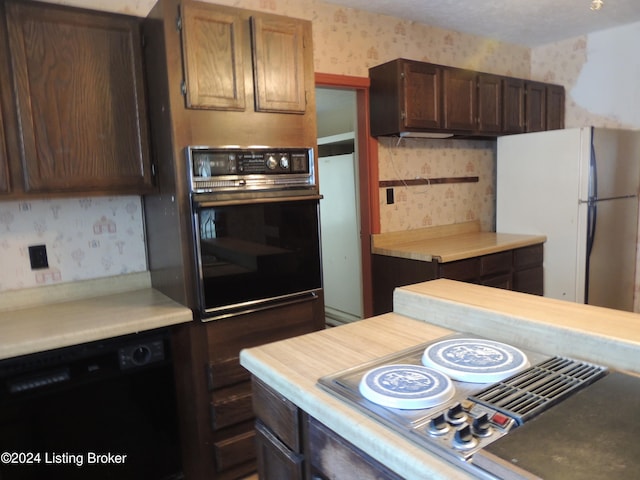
[0,328,182,480]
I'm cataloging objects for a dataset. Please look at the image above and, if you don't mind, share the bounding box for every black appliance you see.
[318,334,619,479]
[187,146,323,321]
[0,329,182,480]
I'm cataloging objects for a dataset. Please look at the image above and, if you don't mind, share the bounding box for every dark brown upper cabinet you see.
[402,61,443,130]
[180,1,308,114]
[524,81,547,132]
[5,0,153,196]
[369,59,443,136]
[546,83,565,131]
[443,68,476,131]
[502,77,526,134]
[477,73,503,134]
[181,2,245,110]
[443,68,503,134]
[369,58,564,138]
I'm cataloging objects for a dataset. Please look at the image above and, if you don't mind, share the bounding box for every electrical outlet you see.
[386,188,394,205]
[28,244,49,270]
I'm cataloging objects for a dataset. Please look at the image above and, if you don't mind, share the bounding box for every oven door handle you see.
[201,291,320,322]
[193,193,322,208]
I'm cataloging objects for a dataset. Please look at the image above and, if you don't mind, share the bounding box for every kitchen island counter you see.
[372,221,546,263]
[0,272,192,360]
[240,279,640,479]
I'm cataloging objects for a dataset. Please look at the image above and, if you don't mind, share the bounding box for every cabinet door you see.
[0,1,16,195]
[546,84,565,131]
[443,67,476,131]
[251,15,306,113]
[256,421,304,480]
[502,77,525,134]
[6,1,152,194]
[308,417,403,480]
[402,61,443,130]
[181,2,245,110]
[0,105,8,194]
[477,73,502,133]
[525,81,547,132]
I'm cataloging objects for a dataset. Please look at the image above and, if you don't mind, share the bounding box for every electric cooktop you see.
[318,333,609,478]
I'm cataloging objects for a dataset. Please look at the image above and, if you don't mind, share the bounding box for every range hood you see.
[399,131,454,139]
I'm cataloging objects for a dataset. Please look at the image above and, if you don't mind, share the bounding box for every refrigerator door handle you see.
[584,198,597,305]
[584,131,598,304]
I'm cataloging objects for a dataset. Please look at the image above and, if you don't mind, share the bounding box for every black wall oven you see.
[187,147,323,321]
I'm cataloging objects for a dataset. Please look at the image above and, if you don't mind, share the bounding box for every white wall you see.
[532,21,640,130]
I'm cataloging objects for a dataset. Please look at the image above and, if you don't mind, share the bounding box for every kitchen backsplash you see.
[377,137,496,232]
[0,196,147,293]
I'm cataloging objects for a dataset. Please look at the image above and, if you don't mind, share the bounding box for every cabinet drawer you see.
[252,377,301,452]
[213,427,256,472]
[514,266,544,295]
[515,244,543,269]
[207,357,251,390]
[481,273,512,290]
[481,251,512,276]
[211,382,254,430]
[206,298,322,389]
[308,417,403,480]
[438,257,480,281]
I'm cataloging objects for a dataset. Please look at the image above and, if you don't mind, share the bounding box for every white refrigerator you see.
[497,127,640,311]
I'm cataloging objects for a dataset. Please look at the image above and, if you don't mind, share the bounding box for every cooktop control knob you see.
[472,413,493,437]
[279,155,289,169]
[427,413,450,436]
[453,425,478,450]
[266,155,278,170]
[445,402,467,424]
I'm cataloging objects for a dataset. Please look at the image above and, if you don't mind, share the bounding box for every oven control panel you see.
[187,146,315,192]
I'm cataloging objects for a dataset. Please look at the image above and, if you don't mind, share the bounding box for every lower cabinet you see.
[253,378,402,480]
[171,293,324,479]
[372,244,544,315]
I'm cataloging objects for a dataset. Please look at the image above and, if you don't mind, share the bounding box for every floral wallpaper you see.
[377,137,496,232]
[0,197,146,292]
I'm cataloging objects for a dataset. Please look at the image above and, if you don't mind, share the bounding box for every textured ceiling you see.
[47,1,639,47]
[324,0,640,47]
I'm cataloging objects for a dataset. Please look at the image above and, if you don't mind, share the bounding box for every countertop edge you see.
[372,233,546,263]
[0,287,193,360]
[394,280,640,374]
[240,339,474,480]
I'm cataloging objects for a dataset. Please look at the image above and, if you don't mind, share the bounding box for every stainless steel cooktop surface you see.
[318,333,608,478]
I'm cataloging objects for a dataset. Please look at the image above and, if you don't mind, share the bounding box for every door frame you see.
[315,73,379,318]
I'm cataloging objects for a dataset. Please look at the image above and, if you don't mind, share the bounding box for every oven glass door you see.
[194,197,322,318]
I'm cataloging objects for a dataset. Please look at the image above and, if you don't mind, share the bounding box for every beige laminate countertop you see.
[240,279,640,479]
[0,272,193,360]
[371,221,546,262]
